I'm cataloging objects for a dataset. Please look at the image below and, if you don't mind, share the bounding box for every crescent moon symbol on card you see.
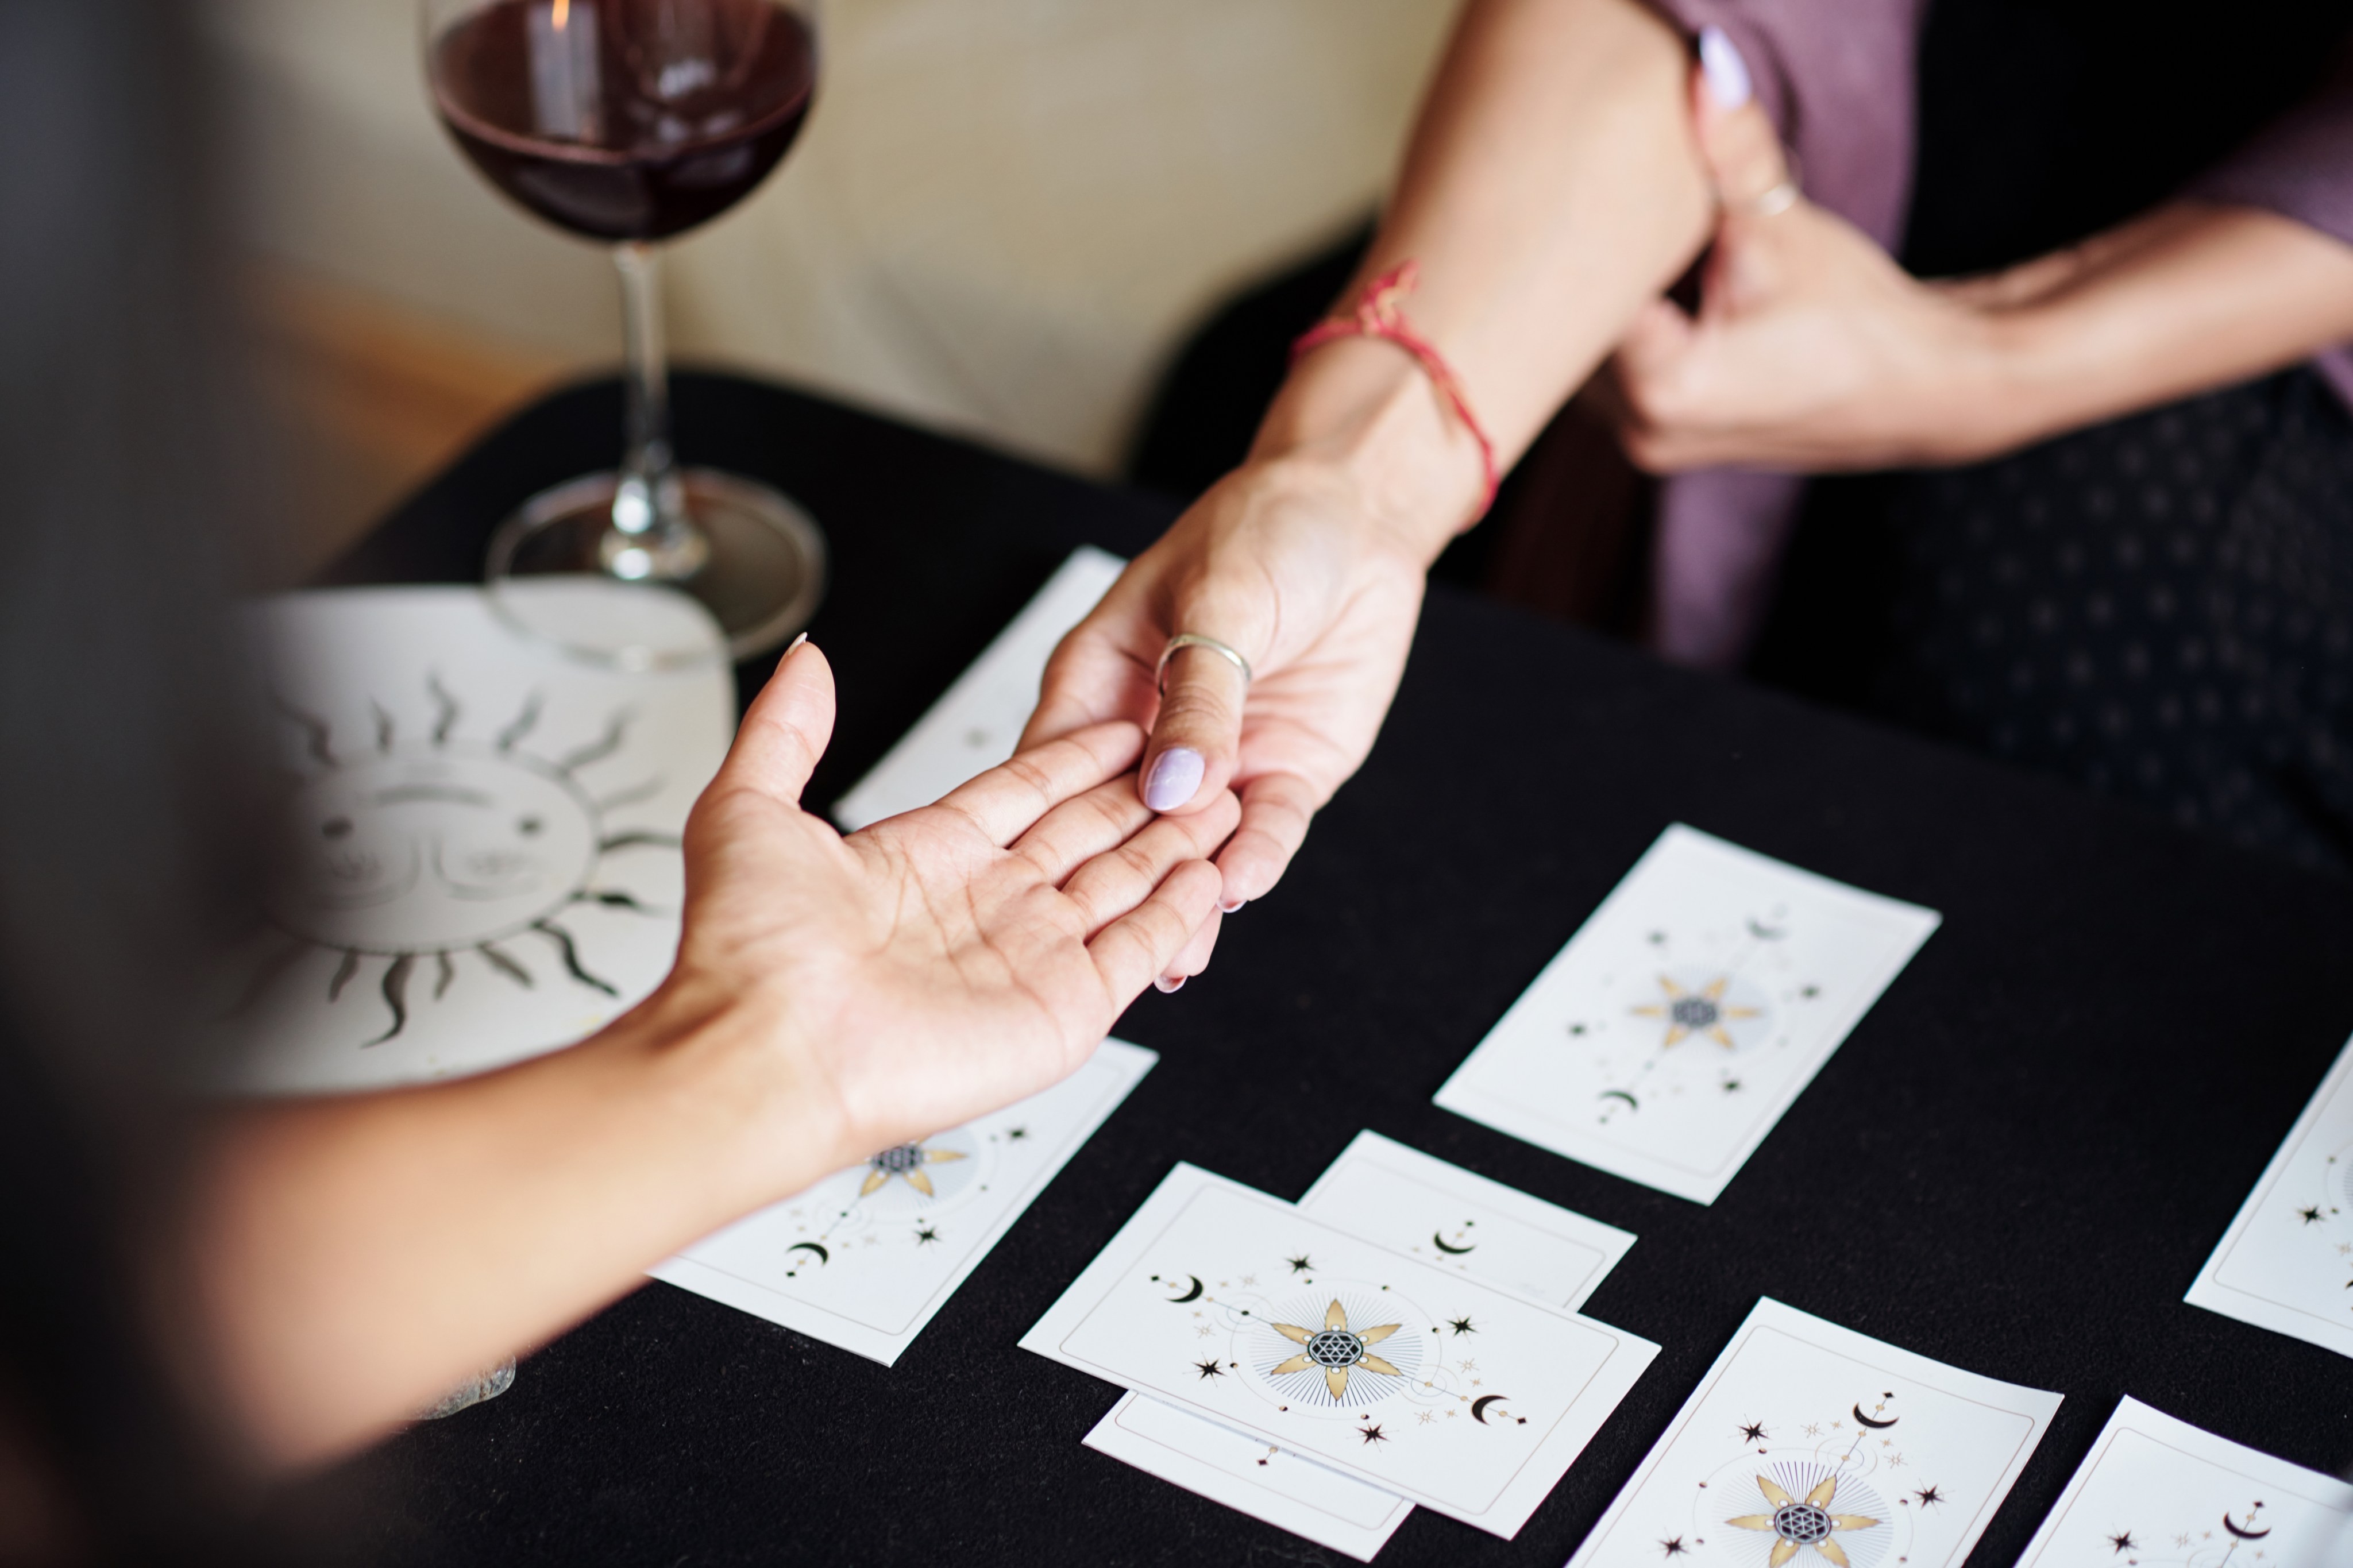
[1432,1231,1475,1256]
[1599,1090,1639,1113]
[1167,1275,1205,1303]
[1851,1404,1897,1429]
[2223,1515,2271,1540]
[1471,1395,1509,1424]
[785,1241,828,1266]
[1748,919,1786,940]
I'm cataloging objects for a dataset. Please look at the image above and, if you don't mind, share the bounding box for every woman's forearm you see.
[1979,202,2353,454]
[179,978,820,1469]
[1253,0,1715,561]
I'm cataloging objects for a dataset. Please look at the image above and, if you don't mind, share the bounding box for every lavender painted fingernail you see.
[1143,747,1205,812]
[1155,974,1187,994]
[1699,26,1752,109]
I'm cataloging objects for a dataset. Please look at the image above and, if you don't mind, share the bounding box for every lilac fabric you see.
[1633,1,2353,669]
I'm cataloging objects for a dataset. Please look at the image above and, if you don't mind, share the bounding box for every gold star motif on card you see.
[859,1141,967,1197]
[1267,1300,1403,1401]
[1727,1475,1880,1567]
[1632,976,1761,1048]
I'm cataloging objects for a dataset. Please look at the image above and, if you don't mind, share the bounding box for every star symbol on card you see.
[2105,1531,2138,1554]
[1358,1424,1388,1445]
[860,1141,966,1198]
[1802,1423,1821,1437]
[1196,1326,1215,1338]
[1417,1411,1435,1424]
[1267,1300,1404,1401]
[1912,1485,1942,1507]
[1240,1275,1257,1287]
[1660,1538,1691,1557]
[1448,1316,1478,1335]
[913,1226,940,1245]
[1631,975,1760,1048]
[1738,1421,1769,1443]
[1193,1358,1224,1380]
[1729,1475,1880,1565]
[1286,1254,1314,1274]
[1006,1127,1028,1140]
[2300,1207,2324,1224]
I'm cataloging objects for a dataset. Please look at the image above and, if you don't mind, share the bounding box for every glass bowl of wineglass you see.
[423,0,824,667]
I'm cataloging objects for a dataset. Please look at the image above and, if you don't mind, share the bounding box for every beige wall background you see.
[206,0,1457,557]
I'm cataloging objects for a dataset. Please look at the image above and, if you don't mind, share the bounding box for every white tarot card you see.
[832,546,1125,830]
[653,1038,1154,1366]
[212,584,734,1095]
[1085,1395,1415,1562]
[2014,1396,2353,1568]
[1434,825,1941,1204]
[1025,1164,1660,1540]
[2185,1033,2353,1360]
[1567,1299,2060,1568]
[1297,1131,1638,1307]
[1084,1134,1640,1557]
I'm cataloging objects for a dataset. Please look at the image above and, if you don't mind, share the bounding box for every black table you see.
[290,372,2353,1566]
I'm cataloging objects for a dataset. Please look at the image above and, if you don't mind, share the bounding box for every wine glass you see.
[423,0,826,667]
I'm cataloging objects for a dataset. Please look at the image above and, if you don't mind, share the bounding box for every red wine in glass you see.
[422,0,826,666]
[431,0,815,242]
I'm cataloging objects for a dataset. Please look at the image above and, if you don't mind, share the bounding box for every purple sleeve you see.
[2186,52,2353,248]
[2184,51,2353,397]
[1635,0,1930,252]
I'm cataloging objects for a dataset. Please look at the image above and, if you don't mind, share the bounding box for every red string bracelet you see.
[1289,260,1499,523]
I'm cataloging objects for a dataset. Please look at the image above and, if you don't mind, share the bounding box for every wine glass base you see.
[487,469,827,666]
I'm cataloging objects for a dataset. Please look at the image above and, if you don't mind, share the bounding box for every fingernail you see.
[1155,974,1187,994]
[1219,899,1245,914]
[1142,747,1205,812]
[785,632,810,655]
[1699,26,1752,109]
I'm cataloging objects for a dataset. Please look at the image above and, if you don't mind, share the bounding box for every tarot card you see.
[832,546,1126,831]
[652,1038,1154,1365]
[211,584,734,1095]
[1083,1396,1415,1562]
[2185,1033,2353,1360]
[1084,1135,1638,1556]
[1434,825,1941,1204]
[1025,1164,1659,1539]
[2014,1396,2353,1568]
[1298,1131,1637,1309]
[1566,1298,2060,1568]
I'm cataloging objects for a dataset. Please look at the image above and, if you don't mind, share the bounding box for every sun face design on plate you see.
[860,1140,969,1198]
[243,678,673,1044]
[1632,972,1770,1051]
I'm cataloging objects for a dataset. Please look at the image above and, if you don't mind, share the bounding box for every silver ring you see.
[1739,177,1800,218]
[1155,633,1252,697]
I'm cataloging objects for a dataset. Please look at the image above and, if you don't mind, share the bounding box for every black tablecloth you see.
[290,372,2353,1566]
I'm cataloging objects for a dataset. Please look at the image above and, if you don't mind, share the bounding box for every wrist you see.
[597,971,842,1224]
[1251,335,1491,569]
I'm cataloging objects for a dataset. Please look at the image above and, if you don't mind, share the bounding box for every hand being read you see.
[670,641,1237,1180]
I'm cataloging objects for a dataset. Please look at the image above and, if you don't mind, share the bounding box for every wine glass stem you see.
[606,242,705,578]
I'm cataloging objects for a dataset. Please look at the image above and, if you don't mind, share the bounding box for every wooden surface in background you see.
[243,268,588,576]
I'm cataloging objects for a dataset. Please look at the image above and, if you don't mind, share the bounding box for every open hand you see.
[669,640,1237,1184]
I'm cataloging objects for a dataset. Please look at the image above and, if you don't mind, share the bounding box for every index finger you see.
[925,721,1144,846]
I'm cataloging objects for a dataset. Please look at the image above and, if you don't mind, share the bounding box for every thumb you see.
[1692,28,1796,222]
[720,635,835,807]
[1140,636,1251,815]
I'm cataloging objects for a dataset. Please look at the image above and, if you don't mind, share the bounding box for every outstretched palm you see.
[672,643,1235,1184]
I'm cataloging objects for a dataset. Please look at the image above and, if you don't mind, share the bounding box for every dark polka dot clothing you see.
[1756,368,2353,874]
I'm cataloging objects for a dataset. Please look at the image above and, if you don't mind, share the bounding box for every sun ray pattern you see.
[1631,974,1762,1048]
[1726,1473,1881,1567]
